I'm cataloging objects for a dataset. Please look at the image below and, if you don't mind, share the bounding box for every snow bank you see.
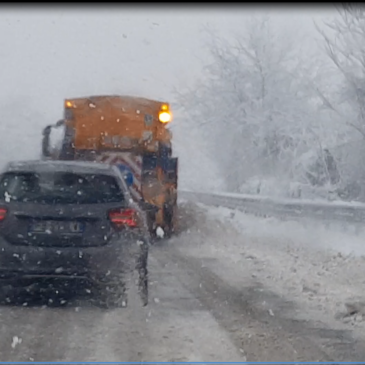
[205,204,365,255]
[182,188,365,208]
[181,201,365,335]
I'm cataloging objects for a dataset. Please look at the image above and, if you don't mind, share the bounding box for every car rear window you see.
[0,171,125,205]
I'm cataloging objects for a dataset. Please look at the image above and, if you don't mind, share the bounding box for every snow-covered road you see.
[1,200,365,362]
[0,248,243,362]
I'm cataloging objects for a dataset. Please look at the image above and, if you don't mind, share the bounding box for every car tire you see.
[137,266,148,306]
[136,240,149,306]
[94,272,128,309]
[0,283,15,304]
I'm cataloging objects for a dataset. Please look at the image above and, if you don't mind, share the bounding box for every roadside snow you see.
[205,204,365,257]
[183,189,365,208]
[177,201,365,336]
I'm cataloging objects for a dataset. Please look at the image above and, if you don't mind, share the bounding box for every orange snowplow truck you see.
[41,95,178,237]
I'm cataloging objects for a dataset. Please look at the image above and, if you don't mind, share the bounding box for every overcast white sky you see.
[0,6,336,112]
[0,5,338,175]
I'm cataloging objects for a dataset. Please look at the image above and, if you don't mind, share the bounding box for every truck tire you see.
[163,202,174,238]
[146,211,156,237]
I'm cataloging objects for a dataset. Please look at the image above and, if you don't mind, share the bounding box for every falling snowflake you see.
[4,192,11,203]
[11,336,22,349]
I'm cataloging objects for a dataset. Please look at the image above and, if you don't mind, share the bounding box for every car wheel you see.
[137,267,148,306]
[0,283,15,304]
[93,273,128,309]
[135,240,149,306]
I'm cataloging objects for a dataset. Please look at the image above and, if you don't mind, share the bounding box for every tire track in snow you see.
[0,248,244,362]
[0,306,47,362]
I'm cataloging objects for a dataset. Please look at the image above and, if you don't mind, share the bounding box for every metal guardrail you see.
[178,190,365,224]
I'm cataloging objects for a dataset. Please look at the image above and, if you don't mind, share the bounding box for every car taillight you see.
[0,207,7,221]
[108,208,139,228]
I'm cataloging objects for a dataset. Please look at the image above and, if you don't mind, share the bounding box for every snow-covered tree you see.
[315,5,365,139]
[313,6,365,200]
[177,16,320,192]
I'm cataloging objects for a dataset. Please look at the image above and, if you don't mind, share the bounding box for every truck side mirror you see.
[42,125,52,158]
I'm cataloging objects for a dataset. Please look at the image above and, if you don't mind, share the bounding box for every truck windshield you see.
[0,171,124,205]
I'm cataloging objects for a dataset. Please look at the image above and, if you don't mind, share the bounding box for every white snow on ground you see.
[179,201,365,336]
[205,204,365,256]
[186,189,365,208]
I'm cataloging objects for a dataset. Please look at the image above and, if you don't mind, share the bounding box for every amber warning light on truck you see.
[65,100,73,108]
[159,104,172,124]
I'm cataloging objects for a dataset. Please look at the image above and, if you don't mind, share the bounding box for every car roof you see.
[3,160,119,176]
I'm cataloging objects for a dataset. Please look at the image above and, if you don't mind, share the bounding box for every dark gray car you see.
[0,160,150,308]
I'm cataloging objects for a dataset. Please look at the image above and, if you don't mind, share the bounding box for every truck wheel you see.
[172,204,178,234]
[147,211,157,238]
[163,203,174,238]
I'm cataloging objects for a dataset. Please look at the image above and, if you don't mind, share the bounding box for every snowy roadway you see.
[1,200,365,362]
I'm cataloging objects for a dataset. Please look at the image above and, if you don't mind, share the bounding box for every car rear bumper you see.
[0,232,148,280]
